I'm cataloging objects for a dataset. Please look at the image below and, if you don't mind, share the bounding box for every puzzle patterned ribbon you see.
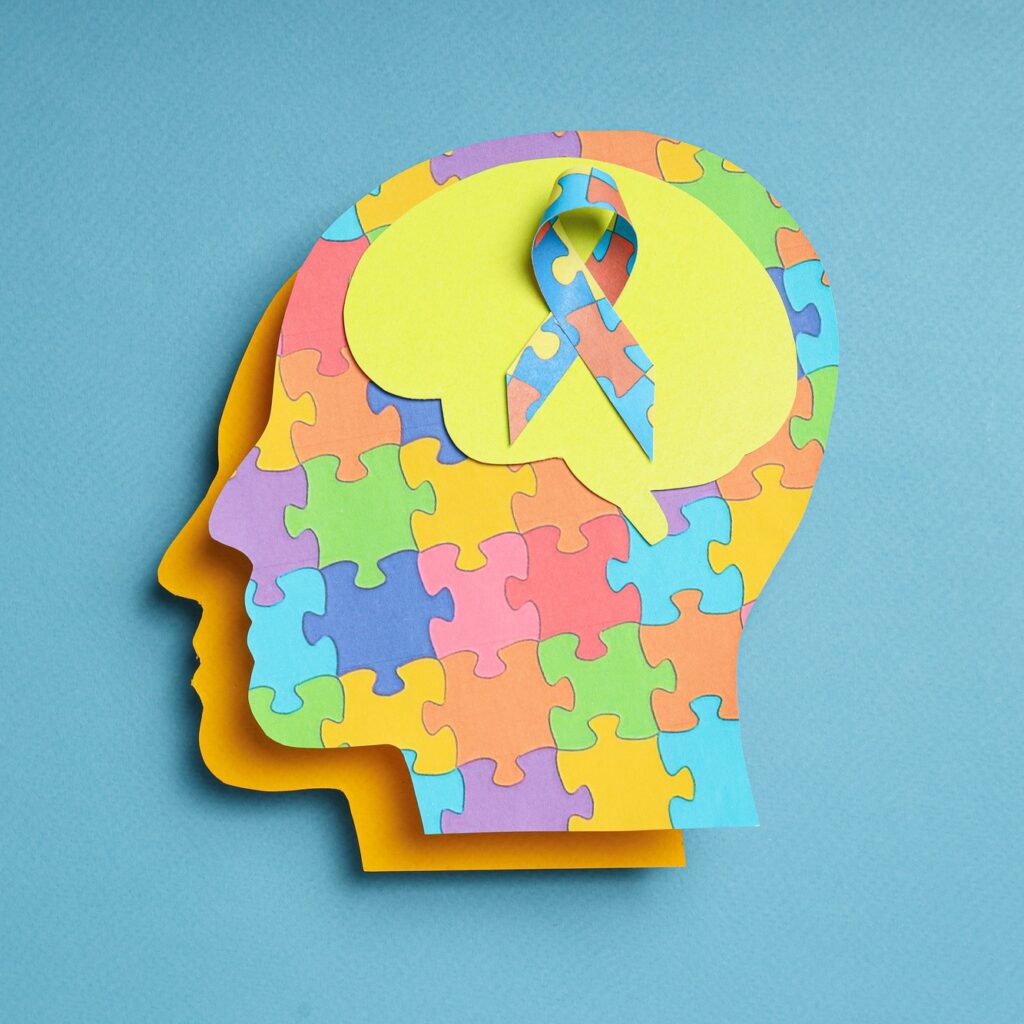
[506,168,655,458]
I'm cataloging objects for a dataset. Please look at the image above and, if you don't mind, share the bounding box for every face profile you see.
[161,130,838,854]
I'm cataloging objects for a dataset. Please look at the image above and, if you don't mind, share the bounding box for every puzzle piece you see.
[557,716,693,830]
[782,259,838,375]
[774,226,818,269]
[655,138,703,183]
[401,751,464,835]
[658,695,758,828]
[367,383,465,463]
[640,591,742,732]
[248,675,344,747]
[507,514,640,659]
[280,349,401,479]
[709,465,813,604]
[675,150,798,268]
[424,640,572,784]
[510,458,615,551]
[652,482,721,536]
[253,355,315,471]
[321,659,456,775]
[607,498,743,622]
[278,236,369,374]
[538,623,675,750]
[418,533,539,676]
[579,129,663,178]
[429,131,581,184]
[208,449,318,605]
[321,204,363,243]
[399,437,535,569]
[286,445,435,587]
[767,265,821,340]
[245,568,336,713]
[790,366,838,451]
[441,748,593,833]
[717,375,823,499]
[303,551,453,695]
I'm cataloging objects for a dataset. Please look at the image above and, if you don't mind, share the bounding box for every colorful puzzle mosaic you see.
[208,130,838,835]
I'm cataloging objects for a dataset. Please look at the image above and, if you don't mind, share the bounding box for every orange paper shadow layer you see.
[158,277,685,871]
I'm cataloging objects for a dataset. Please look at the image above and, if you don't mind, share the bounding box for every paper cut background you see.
[4,4,1019,1023]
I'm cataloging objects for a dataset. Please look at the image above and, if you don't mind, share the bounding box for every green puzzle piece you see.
[249,675,344,747]
[286,444,435,587]
[791,365,838,451]
[538,623,676,751]
[675,150,798,269]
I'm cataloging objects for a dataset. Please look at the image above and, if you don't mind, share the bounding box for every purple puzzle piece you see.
[302,550,454,696]
[430,131,582,184]
[653,481,722,535]
[441,748,593,833]
[208,448,319,605]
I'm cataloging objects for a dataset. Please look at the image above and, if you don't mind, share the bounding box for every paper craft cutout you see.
[506,167,654,456]
[344,156,797,545]
[163,129,838,859]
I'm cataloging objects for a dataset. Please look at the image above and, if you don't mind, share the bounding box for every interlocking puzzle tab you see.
[206,129,838,839]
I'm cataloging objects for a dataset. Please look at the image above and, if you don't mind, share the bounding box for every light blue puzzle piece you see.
[246,568,337,713]
[533,227,595,319]
[607,497,743,622]
[597,373,654,458]
[658,695,759,828]
[321,204,364,242]
[783,259,838,375]
[401,751,465,835]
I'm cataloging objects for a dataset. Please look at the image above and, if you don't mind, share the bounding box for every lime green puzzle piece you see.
[791,366,838,451]
[286,444,435,587]
[538,623,676,751]
[675,151,798,269]
[249,675,344,748]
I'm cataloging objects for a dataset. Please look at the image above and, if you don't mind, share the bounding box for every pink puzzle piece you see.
[278,236,369,375]
[418,532,540,676]
[507,514,640,660]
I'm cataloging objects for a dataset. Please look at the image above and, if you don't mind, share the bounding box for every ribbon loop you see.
[506,168,654,458]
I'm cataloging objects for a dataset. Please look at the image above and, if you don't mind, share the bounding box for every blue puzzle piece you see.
[533,225,595,319]
[246,568,337,713]
[596,373,654,458]
[367,384,466,463]
[782,259,838,375]
[767,265,821,347]
[401,751,465,835]
[607,497,743,622]
[658,695,759,828]
[321,203,364,242]
[303,551,454,696]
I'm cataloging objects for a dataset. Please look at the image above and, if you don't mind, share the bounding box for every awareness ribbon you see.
[505,167,654,458]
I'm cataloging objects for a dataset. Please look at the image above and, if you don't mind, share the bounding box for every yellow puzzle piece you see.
[558,715,695,831]
[709,464,813,603]
[321,659,457,776]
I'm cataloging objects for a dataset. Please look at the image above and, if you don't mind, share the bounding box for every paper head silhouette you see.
[175,130,838,845]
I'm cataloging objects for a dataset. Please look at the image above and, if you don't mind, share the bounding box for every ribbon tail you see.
[565,298,655,459]
[505,316,579,444]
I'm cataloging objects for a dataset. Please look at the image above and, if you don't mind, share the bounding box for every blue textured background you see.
[3,2,1020,1021]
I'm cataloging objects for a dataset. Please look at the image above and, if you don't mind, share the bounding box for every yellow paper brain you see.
[344,158,797,543]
